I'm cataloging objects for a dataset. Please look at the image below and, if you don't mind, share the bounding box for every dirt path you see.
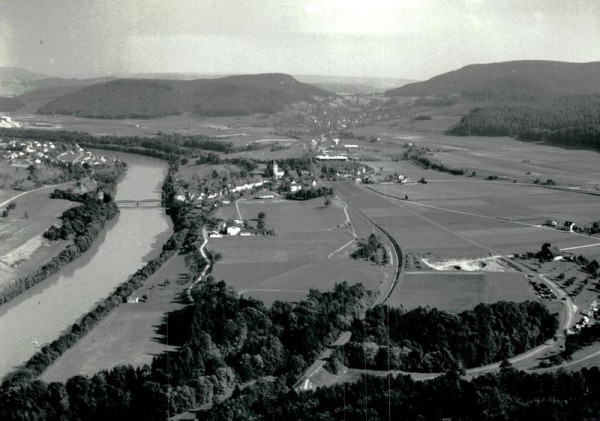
[186,227,209,303]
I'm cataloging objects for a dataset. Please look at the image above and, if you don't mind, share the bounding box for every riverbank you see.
[0,154,172,380]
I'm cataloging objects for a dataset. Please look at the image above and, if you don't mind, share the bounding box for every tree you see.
[258,211,266,221]
[324,196,332,207]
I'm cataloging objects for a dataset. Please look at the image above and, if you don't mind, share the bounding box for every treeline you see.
[205,366,600,420]
[404,147,466,175]
[0,281,370,419]
[19,226,191,381]
[285,186,334,200]
[0,128,235,159]
[448,95,600,150]
[0,192,118,306]
[345,301,558,372]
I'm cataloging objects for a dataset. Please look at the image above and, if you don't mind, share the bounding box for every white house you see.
[226,226,241,236]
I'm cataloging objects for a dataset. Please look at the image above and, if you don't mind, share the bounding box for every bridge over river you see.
[115,199,163,208]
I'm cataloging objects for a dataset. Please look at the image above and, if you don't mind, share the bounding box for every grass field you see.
[40,254,189,383]
[211,231,354,264]
[335,179,597,258]
[0,189,76,288]
[177,162,242,181]
[210,226,389,305]
[373,181,600,226]
[234,197,347,233]
[385,271,537,313]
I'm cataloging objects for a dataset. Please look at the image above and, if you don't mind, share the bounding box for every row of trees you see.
[285,186,334,200]
[345,301,558,372]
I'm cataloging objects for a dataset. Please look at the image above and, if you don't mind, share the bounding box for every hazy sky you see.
[1,0,599,79]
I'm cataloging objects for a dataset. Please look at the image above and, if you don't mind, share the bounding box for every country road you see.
[186,227,209,303]
[0,182,73,209]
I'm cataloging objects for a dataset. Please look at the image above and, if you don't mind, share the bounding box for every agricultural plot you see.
[385,271,537,313]
[211,231,354,264]
[0,190,76,287]
[373,181,600,226]
[177,162,242,181]
[235,198,347,233]
[210,230,388,305]
[40,254,189,383]
[352,125,600,189]
[363,182,599,256]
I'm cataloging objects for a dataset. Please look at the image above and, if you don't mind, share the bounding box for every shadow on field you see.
[153,267,195,347]
[154,305,193,346]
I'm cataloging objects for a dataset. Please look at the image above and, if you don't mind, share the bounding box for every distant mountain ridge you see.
[295,74,415,94]
[0,67,52,96]
[386,60,600,101]
[38,73,333,118]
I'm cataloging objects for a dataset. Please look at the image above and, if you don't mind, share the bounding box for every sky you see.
[0,0,599,80]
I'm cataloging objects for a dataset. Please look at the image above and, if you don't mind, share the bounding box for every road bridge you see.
[115,199,163,208]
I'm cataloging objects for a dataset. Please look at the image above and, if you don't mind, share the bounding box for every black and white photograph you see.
[1,1,600,419]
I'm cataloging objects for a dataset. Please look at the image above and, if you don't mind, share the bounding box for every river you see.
[0,153,172,379]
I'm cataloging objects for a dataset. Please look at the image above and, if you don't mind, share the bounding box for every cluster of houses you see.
[208,219,253,238]
[1,139,57,165]
[0,116,22,129]
[174,176,266,203]
[0,139,114,168]
[312,136,362,162]
[544,219,577,232]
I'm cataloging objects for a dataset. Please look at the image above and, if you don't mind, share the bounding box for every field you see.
[232,197,347,233]
[348,124,600,190]
[177,162,242,181]
[385,271,537,313]
[0,188,76,288]
[210,197,391,304]
[40,254,189,382]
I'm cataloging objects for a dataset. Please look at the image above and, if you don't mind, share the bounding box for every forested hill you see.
[448,94,600,150]
[385,61,600,101]
[37,73,333,118]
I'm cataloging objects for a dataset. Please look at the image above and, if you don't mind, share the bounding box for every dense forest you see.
[448,95,600,149]
[205,366,600,420]
[0,281,370,420]
[345,302,558,372]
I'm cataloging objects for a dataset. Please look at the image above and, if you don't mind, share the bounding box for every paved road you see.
[0,182,73,209]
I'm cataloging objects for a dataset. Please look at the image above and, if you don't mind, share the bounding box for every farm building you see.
[536,243,562,261]
[316,155,348,161]
[289,181,302,192]
[226,226,241,236]
[229,176,264,193]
